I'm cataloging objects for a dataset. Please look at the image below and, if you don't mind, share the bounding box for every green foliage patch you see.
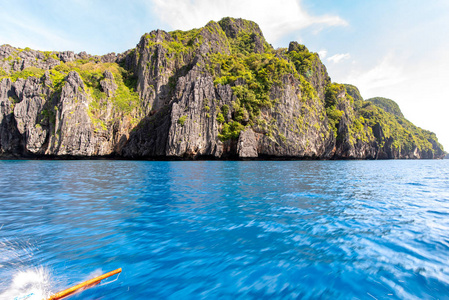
[218,17,270,55]
[367,97,404,118]
[7,67,45,82]
[333,85,443,154]
[205,51,298,140]
[359,101,437,153]
[143,26,205,61]
[324,83,345,138]
[218,121,245,141]
[51,61,140,114]
[178,115,187,126]
[42,51,58,61]
[0,67,7,77]
[1,56,140,133]
[286,45,319,79]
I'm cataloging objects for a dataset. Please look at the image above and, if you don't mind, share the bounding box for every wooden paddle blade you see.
[47,268,122,300]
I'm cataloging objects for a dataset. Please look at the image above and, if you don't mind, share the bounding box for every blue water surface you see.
[1,160,449,299]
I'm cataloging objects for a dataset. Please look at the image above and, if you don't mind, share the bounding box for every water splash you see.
[0,238,55,300]
[83,268,104,281]
[0,238,118,299]
[1,267,53,300]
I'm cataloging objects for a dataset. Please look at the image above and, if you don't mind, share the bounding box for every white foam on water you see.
[83,268,103,282]
[0,238,56,300]
[1,266,54,300]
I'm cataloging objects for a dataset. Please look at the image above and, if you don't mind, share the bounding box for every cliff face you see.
[0,18,444,159]
[0,50,137,157]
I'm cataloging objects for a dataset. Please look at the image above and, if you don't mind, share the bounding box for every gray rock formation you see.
[0,18,444,159]
[237,129,258,158]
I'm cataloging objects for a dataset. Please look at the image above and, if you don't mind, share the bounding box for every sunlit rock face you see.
[0,18,444,159]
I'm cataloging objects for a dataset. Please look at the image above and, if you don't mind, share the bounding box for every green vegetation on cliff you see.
[217,17,271,55]
[8,67,46,82]
[286,43,320,79]
[359,99,439,154]
[137,18,443,155]
[205,49,323,141]
[1,59,139,112]
[0,54,140,137]
[0,17,443,159]
[367,97,404,118]
[324,83,345,138]
[136,18,333,142]
[325,84,443,156]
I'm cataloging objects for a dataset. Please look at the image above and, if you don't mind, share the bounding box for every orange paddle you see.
[46,268,122,300]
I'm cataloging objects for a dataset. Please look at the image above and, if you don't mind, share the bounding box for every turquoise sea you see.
[1,160,449,299]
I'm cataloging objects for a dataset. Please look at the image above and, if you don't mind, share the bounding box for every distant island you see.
[0,17,445,159]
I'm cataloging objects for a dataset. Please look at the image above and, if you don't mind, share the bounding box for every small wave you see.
[427,210,449,216]
[406,182,426,187]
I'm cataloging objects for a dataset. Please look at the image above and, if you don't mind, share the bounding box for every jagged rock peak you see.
[218,17,271,54]
[0,44,118,74]
[343,84,364,103]
[288,41,310,53]
[367,97,404,118]
[218,17,264,38]
[136,17,272,57]
[138,21,232,56]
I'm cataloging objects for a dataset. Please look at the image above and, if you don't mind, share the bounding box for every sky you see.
[1,0,448,151]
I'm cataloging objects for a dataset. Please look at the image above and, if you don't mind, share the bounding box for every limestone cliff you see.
[0,18,444,159]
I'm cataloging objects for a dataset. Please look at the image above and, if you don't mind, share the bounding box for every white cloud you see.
[339,53,449,150]
[327,53,351,64]
[0,10,76,52]
[0,0,153,54]
[318,50,328,59]
[148,0,347,46]
[342,54,406,97]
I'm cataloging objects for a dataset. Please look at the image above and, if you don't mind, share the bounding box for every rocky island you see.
[0,18,445,159]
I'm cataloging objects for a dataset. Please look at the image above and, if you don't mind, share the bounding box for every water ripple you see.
[0,160,449,299]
